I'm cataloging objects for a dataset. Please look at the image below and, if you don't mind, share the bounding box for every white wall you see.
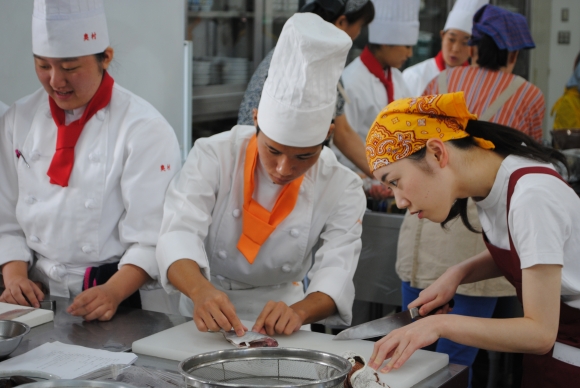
[0,0,188,151]
[530,0,580,136]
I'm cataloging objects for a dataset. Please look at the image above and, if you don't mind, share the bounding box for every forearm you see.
[2,261,29,281]
[167,259,212,299]
[452,249,504,285]
[290,291,337,325]
[333,115,373,178]
[105,264,151,302]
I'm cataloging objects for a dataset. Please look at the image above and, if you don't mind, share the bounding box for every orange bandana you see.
[237,135,305,264]
[365,92,495,173]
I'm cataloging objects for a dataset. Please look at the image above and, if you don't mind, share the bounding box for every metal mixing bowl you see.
[0,320,30,357]
[19,380,134,387]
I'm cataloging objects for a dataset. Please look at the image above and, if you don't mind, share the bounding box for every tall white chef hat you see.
[443,0,489,35]
[32,0,110,58]
[368,0,420,46]
[257,13,352,147]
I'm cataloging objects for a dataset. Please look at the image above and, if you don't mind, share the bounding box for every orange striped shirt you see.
[424,67,545,141]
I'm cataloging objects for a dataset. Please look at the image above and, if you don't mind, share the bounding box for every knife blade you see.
[0,308,36,320]
[334,299,454,341]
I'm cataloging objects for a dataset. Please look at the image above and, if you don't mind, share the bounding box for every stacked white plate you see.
[192,60,212,86]
[222,57,249,85]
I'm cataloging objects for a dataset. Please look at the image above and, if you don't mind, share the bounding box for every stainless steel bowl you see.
[19,380,134,387]
[179,347,352,388]
[0,320,30,357]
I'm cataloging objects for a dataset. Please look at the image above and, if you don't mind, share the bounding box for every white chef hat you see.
[443,0,489,35]
[368,0,420,46]
[257,13,352,147]
[32,0,110,58]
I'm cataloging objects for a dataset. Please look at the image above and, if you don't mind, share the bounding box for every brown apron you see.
[483,166,580,387]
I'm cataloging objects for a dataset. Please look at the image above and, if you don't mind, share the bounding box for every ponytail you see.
[412,120,568,231]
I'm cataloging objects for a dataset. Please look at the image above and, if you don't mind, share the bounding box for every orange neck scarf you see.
[237,135,304,264]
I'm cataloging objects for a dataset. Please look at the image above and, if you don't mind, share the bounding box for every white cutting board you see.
[133,320,448,388]
[0,302,54,328]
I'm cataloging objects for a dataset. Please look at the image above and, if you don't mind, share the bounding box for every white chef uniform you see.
[402,0,489,97]
[157,13,366,326]
[339,0,418,171]
[0,0,181,313]
[0,101,8,117]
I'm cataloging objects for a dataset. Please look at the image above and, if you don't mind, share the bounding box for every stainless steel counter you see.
[10,294,467,387]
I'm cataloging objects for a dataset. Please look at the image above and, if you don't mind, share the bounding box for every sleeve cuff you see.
[156,231,210,293]
[119,244,159,290]
[306,266,355,326]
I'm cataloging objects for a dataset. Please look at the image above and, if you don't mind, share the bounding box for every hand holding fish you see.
[191,285,246,336]
[0,261,44,308]
[252,300,304,336]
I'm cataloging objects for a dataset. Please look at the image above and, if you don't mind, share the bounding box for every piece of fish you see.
[220,330,279,348]
[0,308,35,321]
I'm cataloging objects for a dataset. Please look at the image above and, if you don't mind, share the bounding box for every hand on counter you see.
[67,283,121,321]
[0,261,44,308]
[252,301,303,336]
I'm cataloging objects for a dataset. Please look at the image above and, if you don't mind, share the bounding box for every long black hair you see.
[408,120,568,233]
[476,34,509,71]
[299,0,374,25]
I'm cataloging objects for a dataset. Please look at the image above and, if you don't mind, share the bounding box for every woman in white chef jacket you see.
[402,0,488,97]
[157,13,366,337]
[0,0,181,320]
[341,0,418,149]
[364,93,580,387]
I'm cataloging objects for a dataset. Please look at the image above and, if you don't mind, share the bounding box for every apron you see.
[179,275,310,330]
[483,167,580,387]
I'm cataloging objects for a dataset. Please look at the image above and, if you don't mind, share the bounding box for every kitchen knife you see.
[0,308,36,321]
[334,299,455,341]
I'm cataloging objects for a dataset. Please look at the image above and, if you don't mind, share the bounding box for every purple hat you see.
[469,4,535,51]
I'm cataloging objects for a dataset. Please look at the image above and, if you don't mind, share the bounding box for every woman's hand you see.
[190,285,247,336]
[0,261,44,307]
[67,283,122,321]
[409,267,462,316]
[252,301,304,336]
[368,315,446,372]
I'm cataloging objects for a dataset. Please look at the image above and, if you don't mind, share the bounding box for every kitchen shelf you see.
[188,11,254,18]
[192,83,248,123]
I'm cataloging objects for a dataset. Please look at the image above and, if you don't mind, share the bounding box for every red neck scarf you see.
[360,46,394,104]
[237,135,304,264]
[47,71,114,187]
[434,51,470,72]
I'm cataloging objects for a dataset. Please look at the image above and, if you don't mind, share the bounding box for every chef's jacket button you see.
[299,185,305,194]
[25,196,36,205]
[232,209,241,218]
[30,152,40,162]
[45,109,52,118]
[88,153,100,163]
[96,111,105,121]
[281,264,292,273]
[218,250,227,259]
[82,245,93,254]
[290,228,300,238]
[85,199,96,209]
[30,236,40,243]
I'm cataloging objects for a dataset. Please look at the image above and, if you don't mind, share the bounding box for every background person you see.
[238,0,375,178]
[157,13,366,337]
[339,0,419,174]
[0,0,181,320]
[365,93,580,387]
[402,0,488,97]
[551,52,580,130]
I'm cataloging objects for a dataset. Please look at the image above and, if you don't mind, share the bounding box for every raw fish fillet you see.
[221,330,279,348]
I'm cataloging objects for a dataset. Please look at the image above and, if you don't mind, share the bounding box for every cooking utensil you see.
[19,381,134,387]
[0,321,30,357]
[179,347,352,388]
[0,309,35,321]
[38,300,56,313]
[334,299,455,341]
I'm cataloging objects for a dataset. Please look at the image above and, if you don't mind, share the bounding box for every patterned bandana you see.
[365,92,495,173]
